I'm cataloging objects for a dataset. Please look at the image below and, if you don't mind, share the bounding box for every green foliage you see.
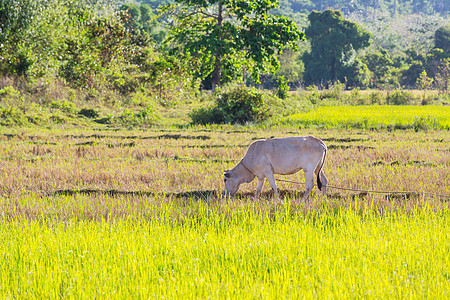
[417,71,434,90]
[0,86,20,98]
[50,100,76,114]
[119,3,166,43]
[386,90,415,105]
[0,0,44,75]
[302,10,371,87]
[435,58,449,92]
[164,0,303,89]
[417,71,435,104]
[190,84,274,124]
[0,0,448,128]
[117,105,159,125]
[434,23,450,53]
[320,82,346,101]
[58,9,150,88]
[0,0,166,91]
[274,76,290,99]
[412,116,437,132]
[0,105,28,126]
[363,49,395,88]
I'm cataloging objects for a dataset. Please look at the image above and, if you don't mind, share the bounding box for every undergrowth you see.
[1,77,449,128]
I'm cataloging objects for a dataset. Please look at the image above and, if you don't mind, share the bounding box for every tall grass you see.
[0,204,449,298]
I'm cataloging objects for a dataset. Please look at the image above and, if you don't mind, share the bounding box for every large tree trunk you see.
[211,59,221,90]
[211,1,223,90]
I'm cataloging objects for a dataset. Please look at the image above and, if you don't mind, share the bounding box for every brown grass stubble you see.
[0,129,449,221]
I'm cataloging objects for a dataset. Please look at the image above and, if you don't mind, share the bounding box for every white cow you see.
[223,136,327,201]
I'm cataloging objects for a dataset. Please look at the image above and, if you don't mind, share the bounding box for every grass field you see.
[271,105,450,130]
[1,122,449,298]
[1,208,449,298]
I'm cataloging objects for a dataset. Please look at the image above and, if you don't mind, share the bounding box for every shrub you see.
[274,76,289,100]
[386,90,415,105]
[320,82,346,101]
[369,91,384,105]
[50,100,76,114]
[412,116,438,132]
[190,85,272,125]
[0,105,28,126]
[0,86,20,98]
[117,105,159,125]
[189,106,223,125]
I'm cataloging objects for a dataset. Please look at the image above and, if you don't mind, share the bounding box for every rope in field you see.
[275,178,450,199]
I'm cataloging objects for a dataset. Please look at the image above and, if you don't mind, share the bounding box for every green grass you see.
[1,204,449,298]
[272,105,450,130]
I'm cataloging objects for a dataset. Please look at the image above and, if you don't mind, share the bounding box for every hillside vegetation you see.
[1,0,448,129]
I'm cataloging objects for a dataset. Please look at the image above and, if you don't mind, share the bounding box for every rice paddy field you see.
[273,105,450,130]
[1,105,450,298]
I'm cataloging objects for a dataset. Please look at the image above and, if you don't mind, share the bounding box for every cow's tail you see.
[317,146,327,191]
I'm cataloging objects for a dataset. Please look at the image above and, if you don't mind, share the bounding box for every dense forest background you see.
[113,0,450,89]
[0,0,448,126]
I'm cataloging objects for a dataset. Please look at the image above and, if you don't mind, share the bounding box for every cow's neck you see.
[239,160,253,175]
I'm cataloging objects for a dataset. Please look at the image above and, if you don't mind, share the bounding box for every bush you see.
[190,85,272,125]
[0,86,21,98]
[117,105,159,125]
[0,105,28,126]
[274,76,289,100]
[386,90,415,105]
[50,100,76,114]
[412,116,437,132]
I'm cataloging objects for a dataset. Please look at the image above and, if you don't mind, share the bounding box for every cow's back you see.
[243,136,325,175]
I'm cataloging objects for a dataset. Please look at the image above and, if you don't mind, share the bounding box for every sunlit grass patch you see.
[0,205,449,298]
[272,105,450,130]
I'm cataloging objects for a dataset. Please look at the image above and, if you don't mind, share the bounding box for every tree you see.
[434,23,450,53]
[435,58,449,93]
[120,3,141,29]
[363,48,395,87]
[164,0,303,89]
[120,3,166,43]
[302,9,371,87]
[0,0,44,75]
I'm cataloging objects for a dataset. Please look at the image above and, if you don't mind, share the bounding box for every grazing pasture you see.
[0,125,449,298]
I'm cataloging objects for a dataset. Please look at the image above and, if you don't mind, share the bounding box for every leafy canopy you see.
[302,9,371,86]
[164,0,304,88]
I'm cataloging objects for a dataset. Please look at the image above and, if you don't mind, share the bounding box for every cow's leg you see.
[256,177,265,198]
[265,172,279,198]
[302,170,314,201]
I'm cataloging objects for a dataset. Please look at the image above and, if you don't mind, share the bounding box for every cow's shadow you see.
[52,188,351,201]
[52,188,218,201]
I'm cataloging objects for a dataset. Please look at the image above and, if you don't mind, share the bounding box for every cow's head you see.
[223,170,240,196]
[223,166,255,196]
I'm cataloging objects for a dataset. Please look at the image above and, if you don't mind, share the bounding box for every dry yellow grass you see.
[0,127,449,220]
